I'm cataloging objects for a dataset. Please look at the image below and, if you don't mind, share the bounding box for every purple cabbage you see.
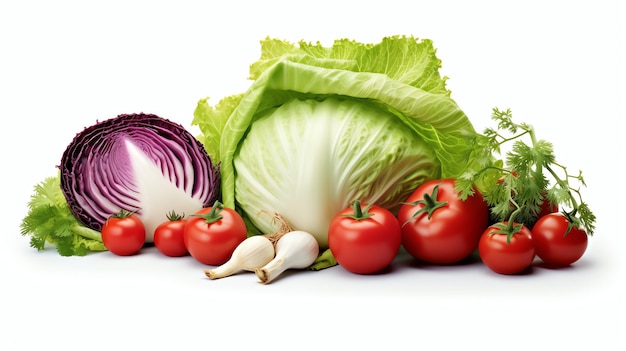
[60,113,220,241]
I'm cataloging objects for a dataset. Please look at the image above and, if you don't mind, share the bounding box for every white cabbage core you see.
[126,141,203,241]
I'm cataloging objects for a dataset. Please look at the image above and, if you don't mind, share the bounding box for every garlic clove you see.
[204,235,275,279]
[256,230,319,284]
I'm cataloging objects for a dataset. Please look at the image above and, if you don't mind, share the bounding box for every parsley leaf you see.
[20,174,106,256]
[457,108,596,235]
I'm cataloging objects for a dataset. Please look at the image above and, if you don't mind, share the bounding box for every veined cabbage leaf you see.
[193,35,480,252]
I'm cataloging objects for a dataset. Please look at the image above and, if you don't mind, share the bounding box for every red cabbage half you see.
[60,113,220,242]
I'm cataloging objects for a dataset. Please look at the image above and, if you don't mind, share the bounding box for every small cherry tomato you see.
[397,178,489,264]
[101,209,146,256]
[154,211,188,257]
[531,212,588,266]
[478,222,535,275]
[184,201,247,266]
[329,200,402,274]
[536,196,559,219]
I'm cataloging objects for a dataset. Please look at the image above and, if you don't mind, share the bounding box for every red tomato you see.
[478,222,535,275]
[328,201,402,274]
[397,178,489,264]
[531,213,588,266]
[496,170,519,184]
[154,212,188,257]
[184,202,247,266]
[536,196,559,219]
[101,210,146,256]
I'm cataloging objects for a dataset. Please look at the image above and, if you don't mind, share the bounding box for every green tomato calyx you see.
[110,209,138,219]
[402,184,448,226]
[489,221,524,244]
[166,210,185,222]
[342,200,375,221]
[193,200,224,224]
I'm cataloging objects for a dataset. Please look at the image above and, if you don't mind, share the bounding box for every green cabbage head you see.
[193,36,479,250]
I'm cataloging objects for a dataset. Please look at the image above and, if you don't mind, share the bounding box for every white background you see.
[1,1,624,350]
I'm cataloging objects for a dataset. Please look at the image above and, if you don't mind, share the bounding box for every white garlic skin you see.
[255,230,319,284]
[205,235,275,279]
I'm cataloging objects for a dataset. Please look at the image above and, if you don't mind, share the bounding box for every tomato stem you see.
[110,208,138,219]
[341,200,374,221]
[490,220,524,244]
[166,210,185,221]
[561,210,577,235]
[492,202,525,244]
[192,200,224,224]
[402,184,448,226]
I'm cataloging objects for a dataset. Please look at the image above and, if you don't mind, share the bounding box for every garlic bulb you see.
[255,230,319,284]
[204,235,275,279]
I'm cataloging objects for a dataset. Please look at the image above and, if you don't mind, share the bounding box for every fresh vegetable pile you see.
[20,35,595,282]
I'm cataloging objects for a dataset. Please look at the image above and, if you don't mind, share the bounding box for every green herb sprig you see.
[20,174,106,256]
[456,108,596,235]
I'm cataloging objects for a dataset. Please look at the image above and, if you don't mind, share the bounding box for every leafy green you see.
[456,108,596,235]
[249,36,450,95]
[20,174,106,256]
[192,94,243,163]
[309,248,337,271]
[193,35,483,269]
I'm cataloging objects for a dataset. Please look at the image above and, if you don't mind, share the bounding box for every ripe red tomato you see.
[154,212,188,257]
[536,194,559,219]
[478,222,535,275]
[328,201,402,274]
[184,202,247,266]
[531,213,588,266]
[397,178,489,264]
[101,210,146,256]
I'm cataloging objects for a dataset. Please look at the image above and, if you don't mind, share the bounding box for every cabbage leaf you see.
[193,35,481,258]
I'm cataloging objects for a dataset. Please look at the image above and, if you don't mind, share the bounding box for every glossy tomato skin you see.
[184,206,247,266]
[478,223,535,275]
[531,213,588,266]
[329,204,402,274]
[101,214,146,256]
[397,178,489,264]
[537,198,559,218]
[154,218,188,257]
